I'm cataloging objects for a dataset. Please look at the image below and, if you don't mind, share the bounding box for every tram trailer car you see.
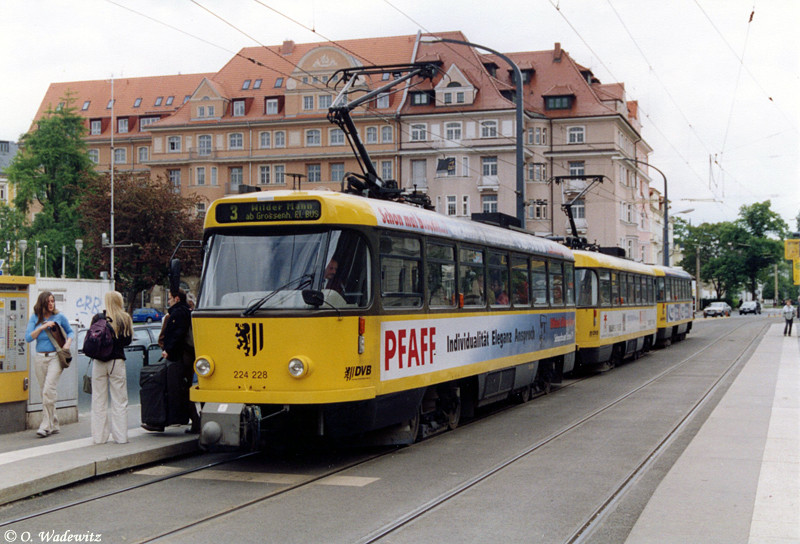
[190,191,577,450]
[653,266,694,346]
[573,250,658,371]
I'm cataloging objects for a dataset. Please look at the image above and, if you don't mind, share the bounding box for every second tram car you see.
[190,190,577,449]
[573,250,658,370]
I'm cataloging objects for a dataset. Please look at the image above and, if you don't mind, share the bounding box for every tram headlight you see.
[195,357,214,377]
[288,356,311,378]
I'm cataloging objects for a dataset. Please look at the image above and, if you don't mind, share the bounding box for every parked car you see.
[132,307,164,323]
[704,301,732,318]
[739,301,761,315]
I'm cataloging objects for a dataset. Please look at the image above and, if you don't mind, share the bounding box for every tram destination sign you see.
[216,200,322,223]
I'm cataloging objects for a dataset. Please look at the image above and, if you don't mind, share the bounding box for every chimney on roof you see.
[553,42,562,62]
[281,40,295,55]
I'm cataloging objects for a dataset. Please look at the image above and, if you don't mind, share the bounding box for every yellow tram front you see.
[573,250,657,370]
[191,190,577,449]
[653,266,694,345]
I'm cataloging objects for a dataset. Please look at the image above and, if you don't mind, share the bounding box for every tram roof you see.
[206,190,574,261]
[572,249,656,275]
[652,265,693,279]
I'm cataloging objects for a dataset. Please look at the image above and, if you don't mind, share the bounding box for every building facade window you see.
[482,156,498,176]
[318,94,332,109]
[366,127,378,144]
[302,96,314,110]
[410,124,427,142]
[445,122,462,141]
[274,164,285,184]
[330,128,345,146]
[274,131,286,148]
[198,135,212,156]
[446,195,457,216]
[381,160,393,181]
[229,133,244,150]
[482,194,498,213]
[114,148,126,164]
[462,195,470,216]
[88,149,99,164]
[568,126,585,144]
[305,129,321,146]
[573,198,585,219]
[168,169,181,189]
[167,136,181,152]
[259,165,270,184]
[259,131,271,149]
[137,146,148,163]
[307,163,321,182]
[569,161,585,177]
[229,167,243,187]
[411,159,427,188]
[381,125,393,143]
[331,163,345,182]
[480,120,498,138]
[196,167,206,186]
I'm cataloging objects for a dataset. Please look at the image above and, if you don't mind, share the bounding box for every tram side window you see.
[550,261,564,306]
[488,251,510,307]
[634,274,643,305]
[531,259,548,306]
[656,277,666,302]
[648,277,655,304]
[459,247,485,307]
[564,262,575,306]
[611,272,620,306]
[598,269,611,307]
[323,230,371,307]
[511,255,530,306]
[576,268,597,307]
[380,234,422,308]
[665,277,672,302]
[427,242,457,308]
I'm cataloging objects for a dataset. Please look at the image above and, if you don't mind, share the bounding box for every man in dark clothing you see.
[160,289,199,433]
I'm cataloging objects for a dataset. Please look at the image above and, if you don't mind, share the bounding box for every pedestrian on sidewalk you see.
[782,299,794,336]
[25,291,75,438]
[90,291,133,444]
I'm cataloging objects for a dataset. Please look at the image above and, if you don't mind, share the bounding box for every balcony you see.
[562,178,587,195]
[477,175,499,191]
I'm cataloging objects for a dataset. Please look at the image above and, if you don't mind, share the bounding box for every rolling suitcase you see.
[140,362,167,428]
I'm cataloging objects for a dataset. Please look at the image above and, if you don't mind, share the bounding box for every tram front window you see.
[198,229,371,310]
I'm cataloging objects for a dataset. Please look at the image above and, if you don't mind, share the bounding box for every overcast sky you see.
[2,0,798,228]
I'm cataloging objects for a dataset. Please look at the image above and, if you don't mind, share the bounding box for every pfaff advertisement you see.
[380,312,575,381]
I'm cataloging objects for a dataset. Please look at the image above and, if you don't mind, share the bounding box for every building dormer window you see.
[118,118,128,133]
[165,96,174,106]
[82,100,91,110]
[274,77,283,88]
[233,100,245,117]
[265,98,279,115]
[90,120,102,135]
[106,99,114,109]
[411,92,431,105]
[253,79,262,89]
[242,79,251,90]
[155,96,163,106]
[376,93,390,108]
[545,95,573,110]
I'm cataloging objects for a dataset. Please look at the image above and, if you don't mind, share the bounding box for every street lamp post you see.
[421,36,525,224]
[75,239,83,279]
[616,157,670,266]
[18,239,26,276]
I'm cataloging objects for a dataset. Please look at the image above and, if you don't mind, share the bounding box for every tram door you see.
[0,277,35,433]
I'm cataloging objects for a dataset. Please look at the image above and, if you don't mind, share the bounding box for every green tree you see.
[678,221,748,301]
[78,172,204,310]
[736,201,787,299]
[5,93,96,277]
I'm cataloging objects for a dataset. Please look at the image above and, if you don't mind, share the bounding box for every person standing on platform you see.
[782,299,794,336]
[25,291,75,438]
[90,291,133,444]
[159,288,199,433]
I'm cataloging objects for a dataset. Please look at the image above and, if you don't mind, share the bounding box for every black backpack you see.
[83,316,115,361]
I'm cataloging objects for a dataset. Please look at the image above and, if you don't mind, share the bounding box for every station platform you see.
[0,323,797,543]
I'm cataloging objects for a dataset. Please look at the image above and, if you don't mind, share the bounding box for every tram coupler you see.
[199,402,246,450]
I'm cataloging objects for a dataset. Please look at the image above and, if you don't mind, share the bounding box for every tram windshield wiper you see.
[242,273,314,316]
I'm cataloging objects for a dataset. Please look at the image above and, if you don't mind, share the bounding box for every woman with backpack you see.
[89,291,132,444]
[25,291,75,438]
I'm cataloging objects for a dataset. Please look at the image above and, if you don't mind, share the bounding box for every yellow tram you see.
[653,266,694,345]
[573,250,658,370]
[189,190,577,449]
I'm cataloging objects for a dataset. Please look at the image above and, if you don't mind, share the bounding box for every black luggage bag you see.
[140,360,190,427]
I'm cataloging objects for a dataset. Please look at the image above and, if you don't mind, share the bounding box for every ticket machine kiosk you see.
[0,276,35,434]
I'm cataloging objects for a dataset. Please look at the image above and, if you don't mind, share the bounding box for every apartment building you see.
[32,31,659,257]
[0,140,19,207]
